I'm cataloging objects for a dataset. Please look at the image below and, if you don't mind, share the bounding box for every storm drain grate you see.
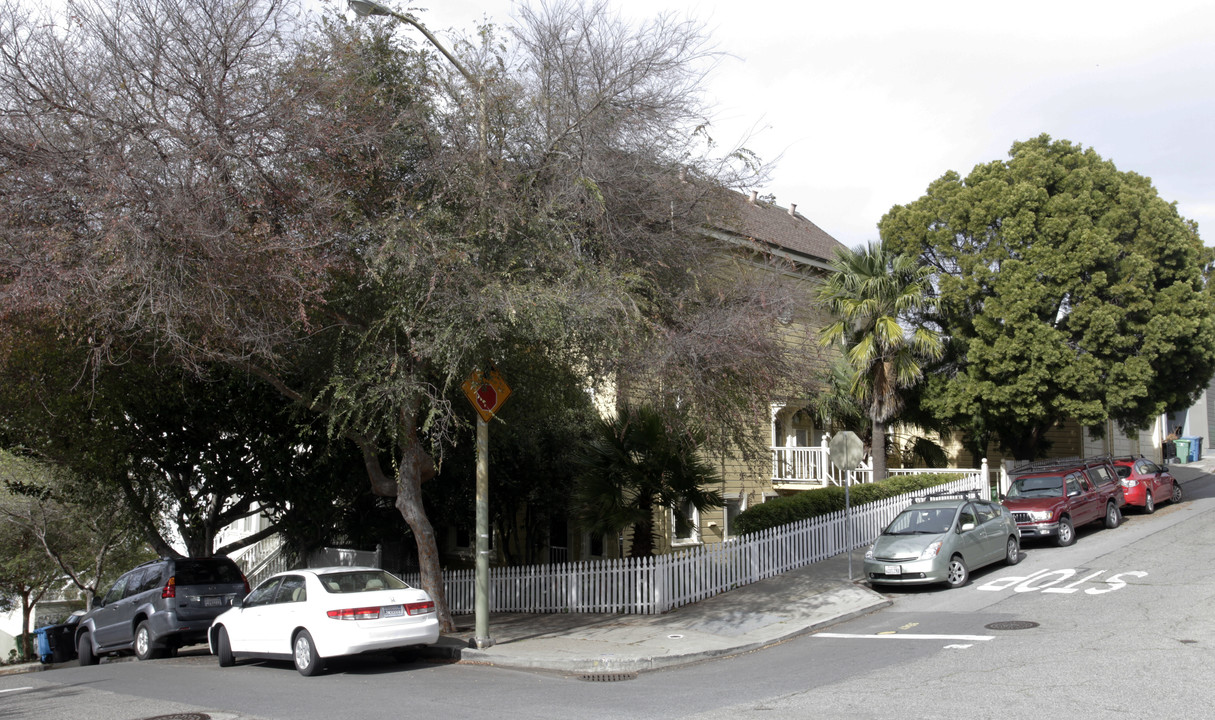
[139,715,211,720]
[985,621,1040,631]
[578,672,639,682]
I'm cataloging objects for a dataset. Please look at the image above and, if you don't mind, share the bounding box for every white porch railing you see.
[404,473,984,615]
[773,440,993,490]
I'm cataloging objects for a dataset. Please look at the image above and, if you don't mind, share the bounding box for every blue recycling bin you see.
[1183,436,1202,462]
[35,626,52,663]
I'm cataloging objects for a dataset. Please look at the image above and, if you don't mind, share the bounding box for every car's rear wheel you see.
[1143,491,1155,514]
[1104,501,1121,529]
[1171,481,1183,504]
[293,630,324,677]
[216,626,234,668]
[1056,517,1076,547]
[945,555,969,588]
[134,621,160,661]
[77,632,99,666]
[1004,536,1021,565]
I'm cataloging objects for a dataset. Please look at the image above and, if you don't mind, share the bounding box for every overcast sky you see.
[374,0,1214,248]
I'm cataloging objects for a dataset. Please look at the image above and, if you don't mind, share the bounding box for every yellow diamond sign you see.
[462,367,511,422]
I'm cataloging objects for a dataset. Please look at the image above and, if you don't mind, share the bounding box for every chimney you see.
[788,203,797,217]
[749,190,758,204]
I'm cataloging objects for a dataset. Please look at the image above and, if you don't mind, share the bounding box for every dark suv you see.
[76,557,248,664]
[1001,457,1126,547]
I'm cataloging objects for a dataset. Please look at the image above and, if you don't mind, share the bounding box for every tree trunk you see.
[630,496,656,558]
[394,435,453,632]
[1008,425,1048,462]
[870,419,888,482]
[20,591,33,662]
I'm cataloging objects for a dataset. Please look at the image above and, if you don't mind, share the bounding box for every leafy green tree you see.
[573,404,722,558]
[0,319,345,559]
[818,242,942,480]
[0,452,151,611]
[0,480,63,661]
[880,135,1215,460]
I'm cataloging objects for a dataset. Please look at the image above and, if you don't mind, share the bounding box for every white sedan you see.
[208,567,440,676]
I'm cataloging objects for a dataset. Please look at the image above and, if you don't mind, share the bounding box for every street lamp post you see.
[348,0,493,650]
[347,0,487,168]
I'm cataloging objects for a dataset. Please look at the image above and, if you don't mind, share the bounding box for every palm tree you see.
[573,404,722,558]
[818,241,942,481]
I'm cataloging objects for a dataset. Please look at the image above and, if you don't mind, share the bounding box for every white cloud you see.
[362,0,1215,245]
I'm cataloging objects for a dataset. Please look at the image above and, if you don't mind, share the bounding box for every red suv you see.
[1111,455,1181,513]
[1001,457,1126,547]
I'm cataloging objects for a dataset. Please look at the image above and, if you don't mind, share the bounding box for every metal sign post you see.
[461,367,512,650]
[828,431,865,581]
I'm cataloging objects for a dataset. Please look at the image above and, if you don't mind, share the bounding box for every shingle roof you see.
[709,190,848,267]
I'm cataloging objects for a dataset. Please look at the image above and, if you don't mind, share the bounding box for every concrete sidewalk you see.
[432,548,886,675]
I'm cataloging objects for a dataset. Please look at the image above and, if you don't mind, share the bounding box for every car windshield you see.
[1007,475,1064,498]
[883,507,955,535]
[319,570,411,594]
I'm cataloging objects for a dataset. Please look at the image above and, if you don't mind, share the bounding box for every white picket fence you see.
[405,472,985,615]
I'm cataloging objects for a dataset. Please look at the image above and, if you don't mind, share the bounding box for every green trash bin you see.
[1174,438,1191,464]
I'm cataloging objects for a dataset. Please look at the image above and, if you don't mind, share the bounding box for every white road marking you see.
[814,633,994,642]
[0,687,33,695]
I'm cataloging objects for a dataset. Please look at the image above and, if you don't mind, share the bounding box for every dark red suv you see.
[1000,457,1126,547]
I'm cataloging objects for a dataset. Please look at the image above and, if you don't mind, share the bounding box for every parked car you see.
[1112,455,1182,513]
[36,611,83,664]
[209,567,440,676]
[76,556,249,665]
[1000,457,1126,547]
[864,492,1021,589]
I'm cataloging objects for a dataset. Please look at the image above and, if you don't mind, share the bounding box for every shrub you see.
[735,474,964,534]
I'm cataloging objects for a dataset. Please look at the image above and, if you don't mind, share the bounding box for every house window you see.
[673,498,700,545]
[724,495,745,538]
[590,533,605,557]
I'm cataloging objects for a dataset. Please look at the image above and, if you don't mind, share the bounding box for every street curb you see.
[0,661,51,676]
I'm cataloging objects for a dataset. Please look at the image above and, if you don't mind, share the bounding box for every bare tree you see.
[0,0,814,631]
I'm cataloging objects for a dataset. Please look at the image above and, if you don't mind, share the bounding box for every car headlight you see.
[919,541,942,560]
[1028,510,1053,521]
[864,546,875,560]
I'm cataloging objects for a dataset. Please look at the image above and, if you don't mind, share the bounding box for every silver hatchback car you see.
[864,493,1021,589]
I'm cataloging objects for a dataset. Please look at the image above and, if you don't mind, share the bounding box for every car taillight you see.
[241,573,250,595]
[405,601,435,616]
[327,606,381,620]
[162,576,176,599]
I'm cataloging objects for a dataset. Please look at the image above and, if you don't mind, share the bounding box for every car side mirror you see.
[959,522,975,532]
[231,595,245,608]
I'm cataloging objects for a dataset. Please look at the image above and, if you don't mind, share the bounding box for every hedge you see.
[734,473,965,535]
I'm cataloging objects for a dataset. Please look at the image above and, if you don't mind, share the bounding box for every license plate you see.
[381,605,404,618]
[204,596,223,607]
[884,565,902,576]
